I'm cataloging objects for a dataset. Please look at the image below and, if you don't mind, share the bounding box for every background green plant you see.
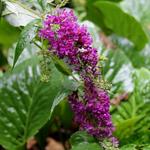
[0,0,150,149]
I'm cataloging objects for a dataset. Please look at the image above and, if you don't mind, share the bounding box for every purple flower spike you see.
[39,9,98,75]
[39,9,117,144]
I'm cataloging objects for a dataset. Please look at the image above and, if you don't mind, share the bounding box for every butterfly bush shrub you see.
[39,9,118,147]
[1,0,150,149]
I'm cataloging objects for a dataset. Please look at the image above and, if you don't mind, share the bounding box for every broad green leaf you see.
[49,92,68,119]
[103,49,133,96]
[70,131,96,146]
[117,43,150,70]
[120,0,150,24]
[87,1,148,50]
[54,99,73,128]
[0,58,72,150]
[70,131,102,150]
[13,19,40,68]
[4,1,39,27]
[0,19,20,47]
[71,143,101,150]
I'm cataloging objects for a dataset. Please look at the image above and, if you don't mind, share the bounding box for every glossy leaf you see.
[70,131,96,146]
[71,143,101,150]
[103,49,133,96]
[13,19,40,68]
[0,19,20,47]
[70,131,102,150]
[4,1,39,27]
[86,1,148,50]
[0,58,72,150]
[49,92,68,119]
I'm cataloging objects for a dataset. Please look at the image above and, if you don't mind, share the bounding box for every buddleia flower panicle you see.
[39,9,118,147]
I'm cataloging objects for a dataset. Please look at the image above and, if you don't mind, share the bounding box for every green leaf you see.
[4,1,39,27]
[55,99,73,128]
[71,143,101,150]
[52,55,72,76]
[0,19,20,48]
[87,0,123,4]
[112,68,150,145]
[49,92,68,119]
[103,49,133,96]
[37,0,47,10]
[0,0,6,18]
[70,131,96,146]
[120,0,150,25]
[119,44,150,69]
[0,58,71,150]
[87,1,148,50]
[133,68,150,102]
[13,19,40,68]
[70,131,102,150]
[120,144,150,150]
[120,144,136,150]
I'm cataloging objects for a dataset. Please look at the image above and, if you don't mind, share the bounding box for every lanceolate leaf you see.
[86,1,148,50]
[13,19,40,68]
[0,58,72,150]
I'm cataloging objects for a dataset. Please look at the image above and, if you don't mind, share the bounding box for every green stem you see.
[33,40,42,50]
[33,41,82,85]
[71,74,82,85]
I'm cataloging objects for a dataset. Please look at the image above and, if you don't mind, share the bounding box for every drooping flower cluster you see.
[68,75,115,140]
[39,9,98,75]
[39,9,115,142]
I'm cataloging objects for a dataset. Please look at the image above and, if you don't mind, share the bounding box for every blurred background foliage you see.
[0,0,150,150]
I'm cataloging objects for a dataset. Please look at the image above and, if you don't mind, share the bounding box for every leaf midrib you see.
[23,80,39,142]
